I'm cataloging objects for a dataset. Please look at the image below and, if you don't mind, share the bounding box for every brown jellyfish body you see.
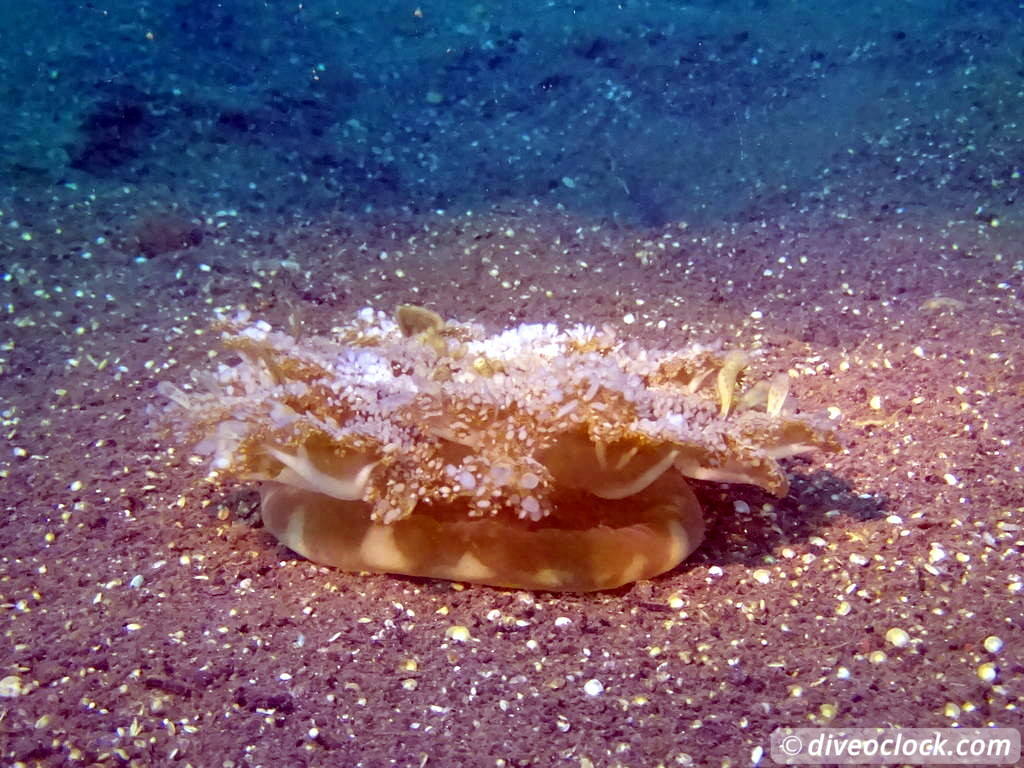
[260,471,704,592]
[158,306,838,591]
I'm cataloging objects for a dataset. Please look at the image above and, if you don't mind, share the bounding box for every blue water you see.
[3,0,1021,225]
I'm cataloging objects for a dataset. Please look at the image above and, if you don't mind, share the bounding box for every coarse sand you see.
[1,195,1021,766]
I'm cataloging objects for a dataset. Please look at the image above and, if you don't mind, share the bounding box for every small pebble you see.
[885,627,911,648]
[982,635,1003,653]
[583,679,604,696]
[444,625,471,643]
[0,675,22,698]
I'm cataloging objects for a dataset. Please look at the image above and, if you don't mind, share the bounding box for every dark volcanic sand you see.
[1,197,1021,767]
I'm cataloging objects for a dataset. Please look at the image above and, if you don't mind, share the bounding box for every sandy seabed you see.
[1,195,1022,767]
